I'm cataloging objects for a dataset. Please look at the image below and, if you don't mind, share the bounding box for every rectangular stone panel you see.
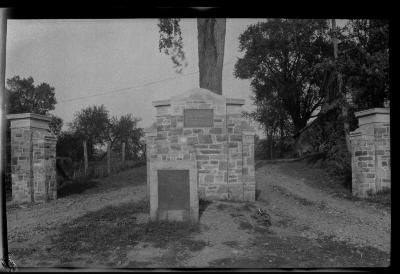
[157,170,190,211]
[184,109,213,128]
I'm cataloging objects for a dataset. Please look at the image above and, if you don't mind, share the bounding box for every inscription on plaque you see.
[184,109,213,127]
[158,170,190,211]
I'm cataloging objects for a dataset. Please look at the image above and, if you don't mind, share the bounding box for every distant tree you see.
[109,114,144,160]
[234,19,332,133]
[70,104,110,148]
[70,105,110,173]
[158,18,226,94]
[6,75,57,115]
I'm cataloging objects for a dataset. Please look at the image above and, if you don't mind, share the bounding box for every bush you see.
[56,131,84,161]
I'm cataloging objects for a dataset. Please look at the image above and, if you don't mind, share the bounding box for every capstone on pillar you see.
[7,113,57,204]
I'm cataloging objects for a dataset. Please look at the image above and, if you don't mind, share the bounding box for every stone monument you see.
[144,88,256,222]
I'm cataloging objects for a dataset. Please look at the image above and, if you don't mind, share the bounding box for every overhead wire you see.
[57,57,238,104]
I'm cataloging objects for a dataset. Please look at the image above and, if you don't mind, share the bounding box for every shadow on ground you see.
[58,180,99,198]
[199,199,212,218]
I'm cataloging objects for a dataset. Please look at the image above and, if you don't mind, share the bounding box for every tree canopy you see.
[234,19,332,132]
[6,75,57,115]
[338,19,389,110]
[66,105,144,161]
[70,104,110,145]
[6,75,63,136]
[108,114,144,159]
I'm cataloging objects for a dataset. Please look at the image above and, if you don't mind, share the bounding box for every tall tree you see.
[331,19,351,153]
[158,18,226,95]
[234,19,332,133]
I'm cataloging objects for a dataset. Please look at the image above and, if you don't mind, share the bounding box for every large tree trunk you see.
[197,18,226,95]
[332,19,351,154]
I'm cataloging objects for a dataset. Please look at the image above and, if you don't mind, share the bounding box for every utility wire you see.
[57,58,237,104]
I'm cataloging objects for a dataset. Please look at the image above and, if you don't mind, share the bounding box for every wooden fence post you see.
[121,142,125,165]
[83,140,88,176]
[107,141,111,176]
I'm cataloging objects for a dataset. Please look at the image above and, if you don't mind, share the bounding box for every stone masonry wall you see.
[10,127,32,203]
[146,89,256,202]
[9,115,57,204]
[350,111,390,197]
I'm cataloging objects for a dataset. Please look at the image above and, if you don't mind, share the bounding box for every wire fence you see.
[58,157,145,183]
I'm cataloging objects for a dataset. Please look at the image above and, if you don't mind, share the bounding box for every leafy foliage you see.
[70,104,110,144]
[109,114,144,160]
[158,19,188,73]
[56,130,85,161]
[6,75,64,137]
[338,19,389,110]
[237,19,389,187]
[235,19,332,132]
[49,115,63,137]
[6,75,57,115]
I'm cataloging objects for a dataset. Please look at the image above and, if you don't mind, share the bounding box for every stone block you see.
[198,134,212,144]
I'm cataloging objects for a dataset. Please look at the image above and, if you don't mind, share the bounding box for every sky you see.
[5,18,266,133]
[5,18,347,136]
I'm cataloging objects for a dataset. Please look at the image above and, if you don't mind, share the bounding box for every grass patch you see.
[52,200,149,258]
[180,239,209,252]
[51,199,200,260]
[222,241,239,248]
[365,188,391,206]
[238,221,253,231]
[216,203,230,211]
[97,165,147,190]
[242,202,256,212]
[348,188,391,209]
[140,220,200,249]
[210,234,390,268]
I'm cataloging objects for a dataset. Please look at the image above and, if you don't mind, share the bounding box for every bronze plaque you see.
[184,109,213,127]
[158,170,190,211]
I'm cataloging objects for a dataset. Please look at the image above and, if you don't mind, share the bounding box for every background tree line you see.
[236,19,389,186]
[5,75,144,182]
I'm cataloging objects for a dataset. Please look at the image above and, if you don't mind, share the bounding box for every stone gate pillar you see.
[7,113,57,204]
[350,108,390,197]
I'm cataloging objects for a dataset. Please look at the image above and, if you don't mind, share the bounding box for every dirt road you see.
[6,161,390,269]
[256,161,391,253]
